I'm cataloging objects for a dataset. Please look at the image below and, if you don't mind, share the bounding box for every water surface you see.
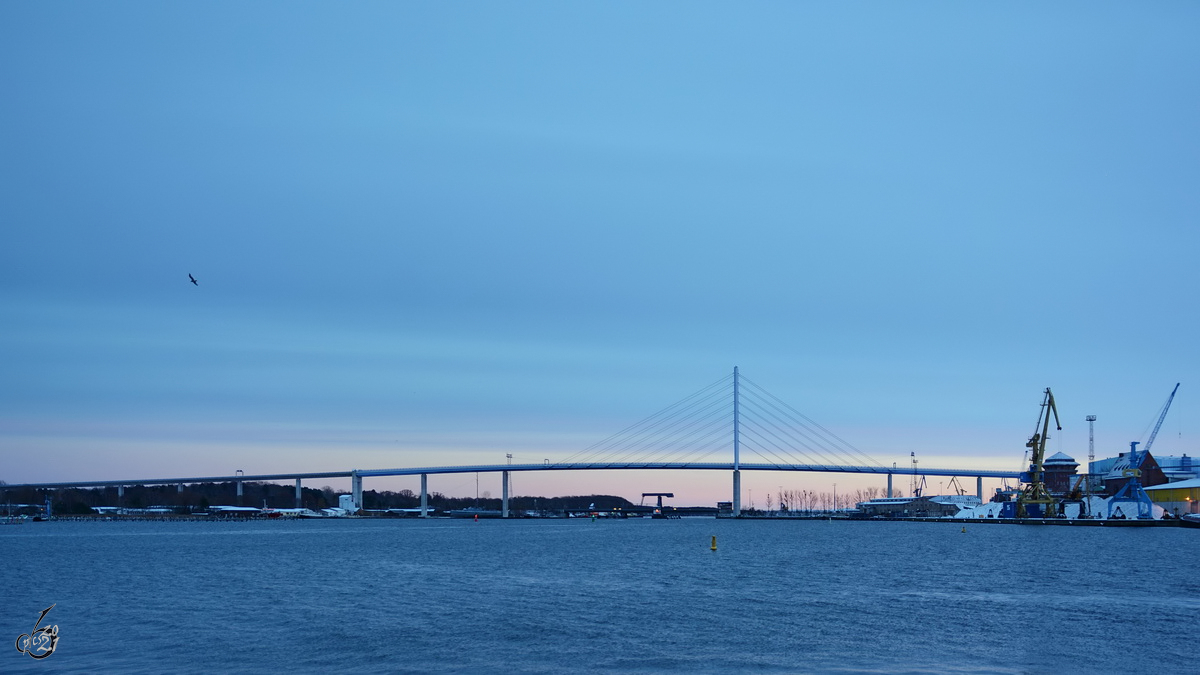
[3,518,1197,673]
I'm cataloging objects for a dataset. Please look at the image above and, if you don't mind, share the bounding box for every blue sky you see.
[2,2,1197,504]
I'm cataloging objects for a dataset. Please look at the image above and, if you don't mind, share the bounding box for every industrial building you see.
[1091,453,1196,481]
[1150,454,1198,482]
[1144,478,1200,517]
[1090,451,1169,496]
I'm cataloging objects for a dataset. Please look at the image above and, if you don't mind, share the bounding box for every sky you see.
[2,2,1198,506]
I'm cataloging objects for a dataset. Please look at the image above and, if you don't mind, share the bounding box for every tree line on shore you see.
[758,486,897,513]
[0,480,636,514]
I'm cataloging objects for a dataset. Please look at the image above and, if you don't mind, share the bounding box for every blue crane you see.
[1109,383,1179,519]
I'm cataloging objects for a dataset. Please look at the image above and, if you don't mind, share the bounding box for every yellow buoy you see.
[710,535,717,551]
[961,526,966,533]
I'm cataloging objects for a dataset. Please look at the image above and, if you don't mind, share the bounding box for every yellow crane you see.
[1017,388,1062,518]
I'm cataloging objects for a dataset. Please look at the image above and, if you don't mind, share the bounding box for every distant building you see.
[1091,452,1197,479]
[1043,452,1080,495]
[1154,454,1198,482]
[1092,452,1169,496]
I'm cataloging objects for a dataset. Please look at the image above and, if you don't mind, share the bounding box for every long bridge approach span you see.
[3,368,1025,516]
[4,461,1020,517]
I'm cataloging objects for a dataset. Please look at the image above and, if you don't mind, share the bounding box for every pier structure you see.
[502,470,510,518]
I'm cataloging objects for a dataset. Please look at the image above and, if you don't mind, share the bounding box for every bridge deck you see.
[3,462,1019,490]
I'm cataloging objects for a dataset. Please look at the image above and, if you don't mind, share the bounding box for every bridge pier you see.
[118,485,124,503]
[732,470,741,517]
[177,483,184,493]
[236,479,243,506]
[887,473,892,498]
[295,478,302,509]
[977,476,983,501]
[351,472,362,512]
[420,473,428,518]
[502,470,509,518]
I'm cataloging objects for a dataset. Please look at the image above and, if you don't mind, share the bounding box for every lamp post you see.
[833,483,837,513]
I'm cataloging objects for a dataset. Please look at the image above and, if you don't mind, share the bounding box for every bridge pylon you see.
[733,366,741,517]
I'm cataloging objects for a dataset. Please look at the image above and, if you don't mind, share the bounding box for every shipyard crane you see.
[1143,383,1179,456]
[946,476,966,497]
[1017,388,1061,519]
[1109,383,1179,519]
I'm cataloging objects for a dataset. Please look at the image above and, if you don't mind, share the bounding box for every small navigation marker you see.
[710,535,717,551]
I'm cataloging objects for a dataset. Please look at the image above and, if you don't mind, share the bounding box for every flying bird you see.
[188,273,198,286]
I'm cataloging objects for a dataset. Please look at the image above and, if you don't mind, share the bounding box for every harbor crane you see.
[946,476,967,497]
[1142,383,1179,456]
[1017,388,1061,519]
[1109,383,1179,519]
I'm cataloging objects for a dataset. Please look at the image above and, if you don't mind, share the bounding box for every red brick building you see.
[1102,452,1168,496]
[1044,452,1080,495]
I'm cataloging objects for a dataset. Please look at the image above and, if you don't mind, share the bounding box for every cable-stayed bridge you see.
[4,368,1020,516]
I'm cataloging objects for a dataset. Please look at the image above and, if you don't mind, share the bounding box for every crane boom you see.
[1108,383,1180,519]
[1143,382,1180,455]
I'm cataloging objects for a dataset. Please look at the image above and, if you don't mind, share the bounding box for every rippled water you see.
[3,518,1198,673]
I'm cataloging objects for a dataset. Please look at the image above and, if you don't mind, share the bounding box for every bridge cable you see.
[738,394,851,466]
[624,398,731,464]
[740,376,884,468]
[738,409,828,466]
[639,413,732,466]
[579,387,730,466]
[739,386,864,467]
[559,373,732,466]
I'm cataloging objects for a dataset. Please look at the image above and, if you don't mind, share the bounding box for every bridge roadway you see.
[3,462,1020,517]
